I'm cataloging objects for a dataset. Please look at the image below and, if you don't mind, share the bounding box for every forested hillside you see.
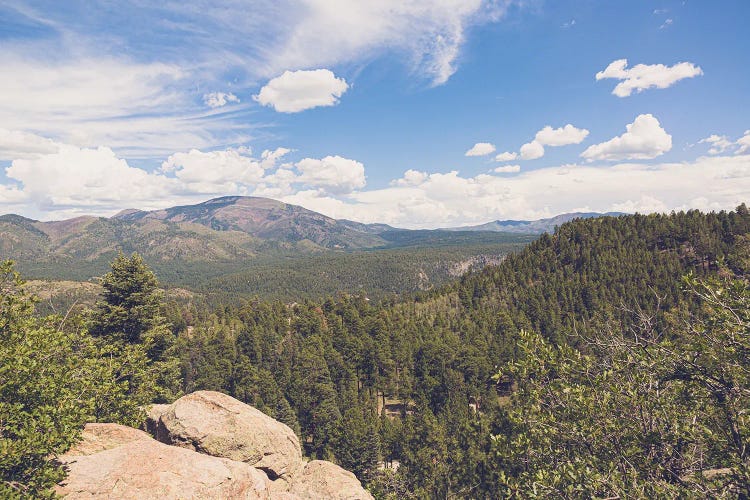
[3,206,749,498]
[172,206,750,497]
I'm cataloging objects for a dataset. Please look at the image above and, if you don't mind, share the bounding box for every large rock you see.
[57,423,270,499]
[289,461,374,500]
[152,391,303,481]
[144,402,171,436]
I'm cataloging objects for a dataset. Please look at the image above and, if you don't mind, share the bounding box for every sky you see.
[1,0,749,228]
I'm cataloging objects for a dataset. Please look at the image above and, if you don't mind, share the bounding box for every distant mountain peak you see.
[112,208,141,218]
[445,212,625,234]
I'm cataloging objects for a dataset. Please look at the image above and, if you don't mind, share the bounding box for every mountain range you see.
[443,211,625,233]
[0,196,618,301]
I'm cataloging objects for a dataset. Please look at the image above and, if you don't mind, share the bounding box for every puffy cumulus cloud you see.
[254,69,349,113]
[534,124,589,147]
[495,151,518,162]
[392,169,429,186]
[517,124,589,160]
[520,141,545,160]
[3,138,749,228]
[596,59,703,97]
[161,148,267,193]
[287,155,750,228]
[465,142,496,156]
[0,131,375,218]
[4,144,182,218]
[737,131,750,154]
[581,114,672,161]
[0,129,61,160]
[295,155,366,194]
[271,0,511,86]
[493,164,520,173]
[203,92,240,108]
[0,135,299,219]
[253,168,299,199]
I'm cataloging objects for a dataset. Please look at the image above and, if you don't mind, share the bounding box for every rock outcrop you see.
[289,461,374,500]
[58,392,373,499]
[56,423,270,499]
[151,391,303,482]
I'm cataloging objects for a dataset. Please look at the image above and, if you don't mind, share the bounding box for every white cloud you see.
[493,164,521,173]
[254,69,349,113]
[465,142,496,156]
[495,151,518,162]
[596,59,703,97]
[520,141,545,160]
[161,148,266,193]
[2,135,749,228]
[534,124,589,147]
[660,18,673,29]
[5,144,182,217]
[203,92,240,108]
[295,155,366,193]
[700,130,750,155]
[0,56,251,158]
[0,129,61,160]
[392,169,429,186]
[270,0,511,86]
[700,135,734,155]
[261,147,292,167]
[581,114,672,161]
[288,155,750,228]
[0,1,518,162]
[735,131,750,154]
[517,124,589,160]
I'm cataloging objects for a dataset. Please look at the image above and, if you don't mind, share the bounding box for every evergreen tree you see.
[89,252,180,403]
[90,252,164,343]
[0,260,154,497]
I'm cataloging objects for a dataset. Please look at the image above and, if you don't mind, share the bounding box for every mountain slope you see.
[114,196,388,249]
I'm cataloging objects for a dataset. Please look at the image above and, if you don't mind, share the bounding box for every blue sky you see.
[0,0,748,227]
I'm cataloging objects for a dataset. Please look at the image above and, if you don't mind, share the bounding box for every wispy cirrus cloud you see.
[0,1,515,157]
